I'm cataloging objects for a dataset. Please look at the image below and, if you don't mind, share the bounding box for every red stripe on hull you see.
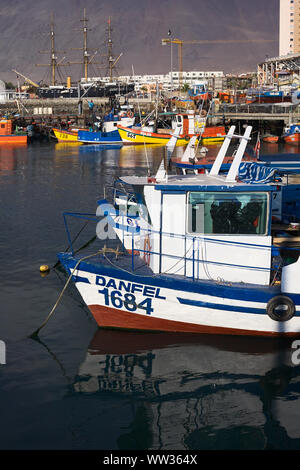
[88,304,300,337]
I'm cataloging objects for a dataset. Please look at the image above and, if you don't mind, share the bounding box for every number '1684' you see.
[98,288,154,315]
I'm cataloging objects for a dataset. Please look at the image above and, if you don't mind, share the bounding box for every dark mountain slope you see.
[0,0,279,83]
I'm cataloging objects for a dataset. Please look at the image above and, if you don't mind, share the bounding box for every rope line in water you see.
[31,249,103,338]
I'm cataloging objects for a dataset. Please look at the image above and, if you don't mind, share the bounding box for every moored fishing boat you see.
[117,125,192,146]
[52,128,83,143]
[57,126,300,337]
[78,114,135,145]
[261,134,279,144]
[117,111,226,146]
[0,119,27,144]
[77,105,135,145]
[282,123,300,144]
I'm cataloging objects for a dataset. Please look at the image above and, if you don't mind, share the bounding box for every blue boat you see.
[78,106,135,144]
[78,128,122,144]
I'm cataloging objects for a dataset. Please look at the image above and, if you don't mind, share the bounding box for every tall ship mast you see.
[36,11,134,99]
[106,17,123,82]
[68,8,100,83]
[36,12,66,86]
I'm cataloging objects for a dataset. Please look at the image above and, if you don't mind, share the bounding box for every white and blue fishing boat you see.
[57,126,300,336]
[78,106,135,144]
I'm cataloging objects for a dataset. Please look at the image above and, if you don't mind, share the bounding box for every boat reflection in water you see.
[0,143,27,171]
[73,329,300,450]
[118,144,192,169]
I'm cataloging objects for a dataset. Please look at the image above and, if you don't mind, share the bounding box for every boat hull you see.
[52,128,81,143]
[117,126,191,146]
[262,135,279,144]
[0,134,27,144]
[201,126,226,144]
[58,253,300,337]
[78,129,122,144]
[283,133,300,144]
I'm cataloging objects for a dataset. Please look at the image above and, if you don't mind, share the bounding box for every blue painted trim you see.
[57,252,288,304]
[156,184,278,192]
[72,275,90,284]
[177,297,267,314]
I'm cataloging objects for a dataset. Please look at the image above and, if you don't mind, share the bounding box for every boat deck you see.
[57,248,282,296]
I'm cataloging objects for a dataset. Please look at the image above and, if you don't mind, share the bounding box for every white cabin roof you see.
[120,173,278,192]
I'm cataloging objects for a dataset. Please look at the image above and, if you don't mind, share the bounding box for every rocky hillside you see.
[0,0,279,84]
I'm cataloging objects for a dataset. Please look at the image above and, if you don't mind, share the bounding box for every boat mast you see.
[82,8,89,81]
[107,17,113,82]
[69,9,100,82]
[36,12,64,85]
[106,17,122,82]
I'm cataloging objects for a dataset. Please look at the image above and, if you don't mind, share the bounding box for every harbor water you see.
[1,140,300,452]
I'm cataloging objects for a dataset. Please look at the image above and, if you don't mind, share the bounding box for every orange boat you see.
[262,134,279,144]
[0,119,27,144]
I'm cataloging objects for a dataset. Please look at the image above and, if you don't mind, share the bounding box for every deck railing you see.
[62,210,289,282]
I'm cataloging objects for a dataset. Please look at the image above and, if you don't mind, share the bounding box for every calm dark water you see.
[1,140,300,451]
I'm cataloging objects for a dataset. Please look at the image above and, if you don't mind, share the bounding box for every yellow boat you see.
[117,125,191,146]
[52,128,82,143]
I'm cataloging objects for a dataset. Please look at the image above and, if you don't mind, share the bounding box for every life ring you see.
[127,111,134,118]
[266,295,295,322]
[143,235,151,266]
[184,135,190,141]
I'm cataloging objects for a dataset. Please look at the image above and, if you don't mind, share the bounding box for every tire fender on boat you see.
[266,295,295,322]
[184,135,190,141]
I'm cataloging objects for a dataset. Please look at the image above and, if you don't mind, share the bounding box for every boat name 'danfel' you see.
[96,276,165,299]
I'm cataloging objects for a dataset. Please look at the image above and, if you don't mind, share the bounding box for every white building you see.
[84,70,224,91]
[0,80,28,103]
[280,0,300,56]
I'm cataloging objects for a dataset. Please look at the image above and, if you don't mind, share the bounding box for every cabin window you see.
[187,191,268,235]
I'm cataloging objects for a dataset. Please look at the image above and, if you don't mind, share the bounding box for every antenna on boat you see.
[208,125,252,180]
[209,125,236,176]
[225,125,252,182]
[155,124,182,181]
[132,64,151,176]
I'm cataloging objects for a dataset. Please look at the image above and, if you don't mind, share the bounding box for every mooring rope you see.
[31,249,103,338]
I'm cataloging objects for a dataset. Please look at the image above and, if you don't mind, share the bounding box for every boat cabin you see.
[171,111,206,136]
[115,172,275,287]
[0,119,12,135]
[103,125,300,294]
[108,127,286,287]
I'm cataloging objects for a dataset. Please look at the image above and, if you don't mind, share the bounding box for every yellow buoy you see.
[40,265,50,273]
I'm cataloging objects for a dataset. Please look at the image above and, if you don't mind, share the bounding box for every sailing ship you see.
[57,126,300,336]
[35,11,134,99]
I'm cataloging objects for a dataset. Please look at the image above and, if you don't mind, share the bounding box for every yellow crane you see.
[161,37,276,88]
[12,69,40,88]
